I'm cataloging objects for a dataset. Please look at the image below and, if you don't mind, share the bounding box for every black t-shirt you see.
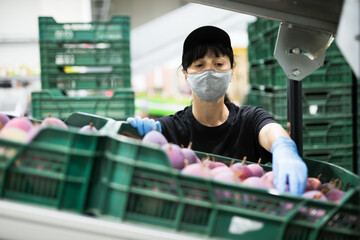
[158,102,277,164]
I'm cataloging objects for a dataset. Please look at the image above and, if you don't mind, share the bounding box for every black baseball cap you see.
[182,26,232,56]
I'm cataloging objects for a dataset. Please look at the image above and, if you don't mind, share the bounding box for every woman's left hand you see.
[271,136,308,195]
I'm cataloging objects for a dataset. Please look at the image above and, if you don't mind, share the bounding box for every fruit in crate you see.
[305,174,322,191]
[25,124,41,142]
[142,129,168,146]
[181,162,211,178]
[0,127,28,143]
[3,116,34,132]
[176,153,346,203]
[0,116,34,143]
[302,190,327,201]
[182,148,198,165]
[319,179,344,203]
[161,143,185,170]
[261,171,274,186]
[79,122,98,133]
[181,142,197,165]
[141,132,346,203]
[203,155,227,169]
[0,113,10,130]
[230,157,253,181]
[242,176,273,189]
[301,177,345,202]
[325,187,344,203]
[41,114,67,129]
[210,166,233,177]
[213,170,241,184]
[317,178,338,193]
[247,158,264,177]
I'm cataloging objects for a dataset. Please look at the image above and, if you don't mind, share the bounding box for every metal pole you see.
[287,78,303,157]
[352,71,358,175]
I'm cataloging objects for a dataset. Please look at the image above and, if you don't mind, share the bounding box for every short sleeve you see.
[252,106,278,139]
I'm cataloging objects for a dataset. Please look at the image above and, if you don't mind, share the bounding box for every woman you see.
[127,26,307,195]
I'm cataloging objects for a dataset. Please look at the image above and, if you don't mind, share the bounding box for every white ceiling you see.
[131,3,256,75]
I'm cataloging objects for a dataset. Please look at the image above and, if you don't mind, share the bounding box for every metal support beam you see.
[352,71,359,175]
[287,78,303,157]
[274,22,333,158]
[187,0,342,34]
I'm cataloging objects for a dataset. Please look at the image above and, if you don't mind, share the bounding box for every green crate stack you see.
[31,88,134,121]
[249,58,352,90]
[247,18,279,64]
[247,18,355,172]
[247,86,352,118]
[32,16,134,120]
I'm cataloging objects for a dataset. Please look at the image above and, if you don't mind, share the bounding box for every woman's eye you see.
[195,64,203,68]
[216,63,223,67]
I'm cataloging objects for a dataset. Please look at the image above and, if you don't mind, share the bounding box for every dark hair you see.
[182,43,234,72]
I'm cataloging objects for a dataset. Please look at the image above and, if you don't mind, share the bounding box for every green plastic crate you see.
[326,42,344,58]
[63,112,117,133]
[85,123,360,240]
[303,145,354,172]
[324,59,353,85]
[31,88,134,120]
[0,121,102,212]
[249,59,353,89]
[247,21,257,42]
[40,65,131,90]
[40,41,130,67]
[247,18,279,42]
[248,30,278,62]
[0,112,120,212]
[247,86,352,118]
[276,115,354,147]
[38,16,130,42]
[249,62,277,87]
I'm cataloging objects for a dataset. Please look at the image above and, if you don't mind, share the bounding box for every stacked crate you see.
[31,16,134,120]
[247,18,355,172]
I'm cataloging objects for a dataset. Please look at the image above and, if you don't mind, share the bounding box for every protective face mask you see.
[186,69,232,102]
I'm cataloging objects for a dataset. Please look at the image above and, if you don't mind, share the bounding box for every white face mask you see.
[186,69,232,102]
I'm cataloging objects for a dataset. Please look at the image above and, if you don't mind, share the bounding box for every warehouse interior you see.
[0,0,359,239]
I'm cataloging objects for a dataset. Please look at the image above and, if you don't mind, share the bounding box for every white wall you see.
[131,3,255,76]
[0,0,91,66]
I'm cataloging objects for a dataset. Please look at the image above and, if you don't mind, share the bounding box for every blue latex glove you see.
[271,136,308,195]
[126,116,162,136]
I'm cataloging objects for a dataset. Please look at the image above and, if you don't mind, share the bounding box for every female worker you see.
[127,26,307,195]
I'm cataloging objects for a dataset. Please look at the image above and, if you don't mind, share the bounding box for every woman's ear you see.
[182,69,187,81]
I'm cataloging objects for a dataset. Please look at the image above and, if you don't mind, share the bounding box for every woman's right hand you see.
[126,116,162,136]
